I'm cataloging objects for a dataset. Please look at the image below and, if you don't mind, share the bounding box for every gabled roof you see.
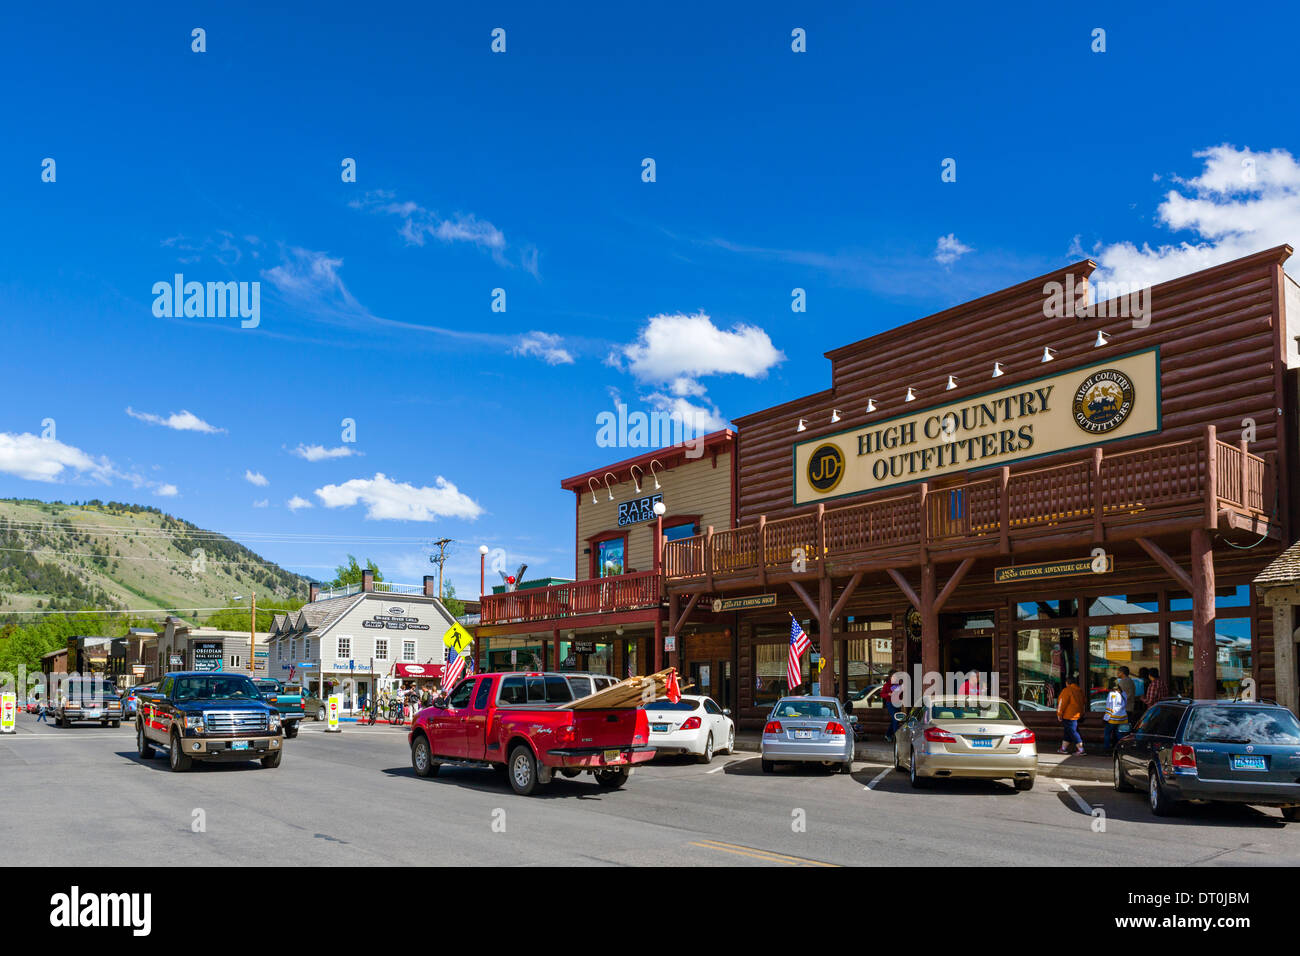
[1254,539,1300,586]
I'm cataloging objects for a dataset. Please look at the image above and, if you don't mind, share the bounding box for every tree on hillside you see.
[204,599,305,632]
[330,555,383,589]
[441,580,465,619]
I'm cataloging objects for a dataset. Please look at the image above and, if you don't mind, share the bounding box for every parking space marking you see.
[689,839,839,867]
[1056,780,1096,815]
[864,767,892,790]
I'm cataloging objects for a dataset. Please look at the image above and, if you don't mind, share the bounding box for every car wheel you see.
[508,744,539,796]
[260,750,282,769]
[909,748,928,789]
[111,720,120,729]
[1014,776,1035,791]
[411,735,438,778]
[697,733,714,764]
[136,721,154,759]
[839,760,853,775]
[725,727,735,754]
[1148,765,1178,816]
[283,723,299,739]
[1113,753,1134,792]
[1281,806,1299,822]
[316,706,326,721]
[595,767,628,789]
[761,759,774,773]
[894,737,904,772]
[168,731,192,773]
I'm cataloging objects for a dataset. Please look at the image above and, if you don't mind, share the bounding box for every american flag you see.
[443,648,466,690]
[788,618,811,692]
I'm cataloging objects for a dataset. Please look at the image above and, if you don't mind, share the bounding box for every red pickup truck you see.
[408,671,657,795]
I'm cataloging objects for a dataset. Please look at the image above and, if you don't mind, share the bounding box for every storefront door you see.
[941,612,995,692]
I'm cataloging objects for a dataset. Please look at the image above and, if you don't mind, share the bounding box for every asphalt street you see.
[4,712,1299,867]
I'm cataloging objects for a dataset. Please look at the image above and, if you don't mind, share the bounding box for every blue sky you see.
[3,2,1299,595]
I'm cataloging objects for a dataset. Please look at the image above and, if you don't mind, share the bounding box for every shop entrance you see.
[941,611,995,690]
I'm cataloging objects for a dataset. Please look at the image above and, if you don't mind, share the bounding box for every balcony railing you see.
[664,430,1271,585]
[480,570,661,626]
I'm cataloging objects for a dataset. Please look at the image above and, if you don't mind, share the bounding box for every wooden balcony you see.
[480,570,661,626]
[664,428,1275,589]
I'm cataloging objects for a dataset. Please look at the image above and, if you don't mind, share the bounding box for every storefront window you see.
[663,522,696,541]
[844,620,893,703]
[1016,627,1077,711]
[754,635,808,707]
[597,538,625,577]
[1088,594,1159,615]
[1016,599,1078,621]
[559,640,613,673]
[1168,585,1251,612]
[482,637,545,673]
[1168,618,1253,699]
[1087,623,1159,712]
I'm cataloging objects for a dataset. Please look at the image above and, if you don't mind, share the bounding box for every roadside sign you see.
[325,695,341,733]
[0,693,15,733]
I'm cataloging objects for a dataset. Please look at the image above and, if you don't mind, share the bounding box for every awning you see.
[394,663,442,678]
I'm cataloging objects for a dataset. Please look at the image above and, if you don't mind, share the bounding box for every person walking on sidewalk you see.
[1143,668,1168,707]
[1103,677,1129,752]
[35,698,48,723]
[1055,674,1084,755]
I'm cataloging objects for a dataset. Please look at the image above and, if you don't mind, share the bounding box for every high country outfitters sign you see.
[793,348,1159,504]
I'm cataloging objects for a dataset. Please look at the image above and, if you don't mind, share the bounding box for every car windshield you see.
[773,699,838,719]
[645,699,698,711]
[174,675,261,701]
[1184,706,1300,745]
[930,701,1018,721]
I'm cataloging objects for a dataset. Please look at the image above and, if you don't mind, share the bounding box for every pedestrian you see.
[882,674,902,742]
[1143,667,1167,706]
[1103,677,1129,752]
[1055,673,1084,755]
[1116,666,1137,712]
[36,698,48,723]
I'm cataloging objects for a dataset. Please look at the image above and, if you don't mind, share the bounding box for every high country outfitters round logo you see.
[806,442,846,493]
[1072,369,1135,434]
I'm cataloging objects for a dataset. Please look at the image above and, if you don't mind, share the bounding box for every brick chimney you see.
[362,568,375,592]
[423,575,437,597]
[309,583,320,602]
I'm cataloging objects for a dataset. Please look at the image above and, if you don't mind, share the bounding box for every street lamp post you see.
[479,544,489,599]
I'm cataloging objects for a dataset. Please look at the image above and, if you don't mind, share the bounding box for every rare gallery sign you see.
[793,348,1160,504]
[617,493,663,527]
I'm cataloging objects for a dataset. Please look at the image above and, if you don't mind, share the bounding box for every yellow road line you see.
[689,839,838,867]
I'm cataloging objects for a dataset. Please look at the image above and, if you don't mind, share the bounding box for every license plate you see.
[652,723,669,733]
[1231,754,1267,771]
[603,748,621,762]
[968,736,993,748]
[84,710,101,719]
[232,741,250,751]
[794,730,814,739]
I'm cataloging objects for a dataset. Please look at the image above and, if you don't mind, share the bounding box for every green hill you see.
[0,498,311,625]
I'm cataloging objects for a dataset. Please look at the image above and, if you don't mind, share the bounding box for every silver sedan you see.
[760,696,855,774]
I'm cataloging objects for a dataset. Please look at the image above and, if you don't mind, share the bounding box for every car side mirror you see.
[722,708,731,716]
[849,715,859,724]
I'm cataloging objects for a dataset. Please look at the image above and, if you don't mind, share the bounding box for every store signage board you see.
[793,348,1160,504]
[192,641,223,672]
[994,555,1114,583]
[712,594,778,612]
[617,493,663,527]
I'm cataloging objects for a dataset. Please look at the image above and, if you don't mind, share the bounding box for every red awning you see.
[394,663,442,678]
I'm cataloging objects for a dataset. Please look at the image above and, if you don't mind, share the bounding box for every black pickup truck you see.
[136,671,284,772]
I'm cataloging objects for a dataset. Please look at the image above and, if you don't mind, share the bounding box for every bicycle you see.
[363,697,379,726]
[386,697,404,725]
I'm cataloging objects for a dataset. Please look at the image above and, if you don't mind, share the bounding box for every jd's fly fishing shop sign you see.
[792,349,1160,505]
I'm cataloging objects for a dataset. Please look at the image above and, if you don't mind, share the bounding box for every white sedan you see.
[644,695,735,763]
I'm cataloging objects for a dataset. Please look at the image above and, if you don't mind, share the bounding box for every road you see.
[4,712,1298,866]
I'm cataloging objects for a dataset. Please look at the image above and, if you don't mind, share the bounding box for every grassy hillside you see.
[0,498,311,625]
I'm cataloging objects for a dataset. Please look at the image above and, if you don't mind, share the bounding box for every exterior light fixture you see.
[992,362,1004,378]
[866,398,876,412]
[904,388,915,402]
[630,464,644,494]
[652,500,666,516]
[796,419,807,432]
[830,409,841,423]
[587,477,601,504]
[1041,347,1056,363]
[603,472,616,501]
[615,626,624,636]
[649,459,664,490]
[1095,330,1109,347]
[478,544,489,555]
[945,375,957,390]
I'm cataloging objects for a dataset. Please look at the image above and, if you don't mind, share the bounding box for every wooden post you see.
[999,466,1011,554]
[816,503,827,578]
[818,577,833,695]
[921,562,938,678]
[705,525,714,591]
[918,482,930,561]
[1239,439,1249,510]
[1091,447,1104,542]
[757,515,768,586]
[250,592,256,676]
[653,616,663,673]
[1190,528,1215,699]
[552,628,561,670]
[666,592,678,676]
[1204,424,1218,530]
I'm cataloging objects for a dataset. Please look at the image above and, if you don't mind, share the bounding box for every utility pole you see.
[430,538,454,599]
[250,592,257,676]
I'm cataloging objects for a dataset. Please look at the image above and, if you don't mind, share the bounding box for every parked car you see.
[121,683,157,718]
[644,694,735,762]
[136,671,283,772]
[284,684,326,721]
[1113,698,1300,820]
[760,696,855,774]
[408,671,656,795]
[254,678,305,737]
[54,677,123,728]
[562,672,619,699]
[893,696,1037,790]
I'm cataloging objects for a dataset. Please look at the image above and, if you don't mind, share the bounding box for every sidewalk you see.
[733,730,1111,782]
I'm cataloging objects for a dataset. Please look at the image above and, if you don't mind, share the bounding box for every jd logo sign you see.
[806,443,845,492]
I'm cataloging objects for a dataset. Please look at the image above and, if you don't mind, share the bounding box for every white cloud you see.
[252,498,270,508]
[286,496,313,512]
[314,472,483,522]
[155,484,179,497]
[934,233,973,266]
[513,331,574,365]
[126,407,225,434]
[290,443,359,462]
[262,247,348,301]
[1091,144,1300,288]
[0,433,114,483]
[245,470,269,486]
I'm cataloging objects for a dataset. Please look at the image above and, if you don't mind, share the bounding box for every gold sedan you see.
[893,697,1038,791]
